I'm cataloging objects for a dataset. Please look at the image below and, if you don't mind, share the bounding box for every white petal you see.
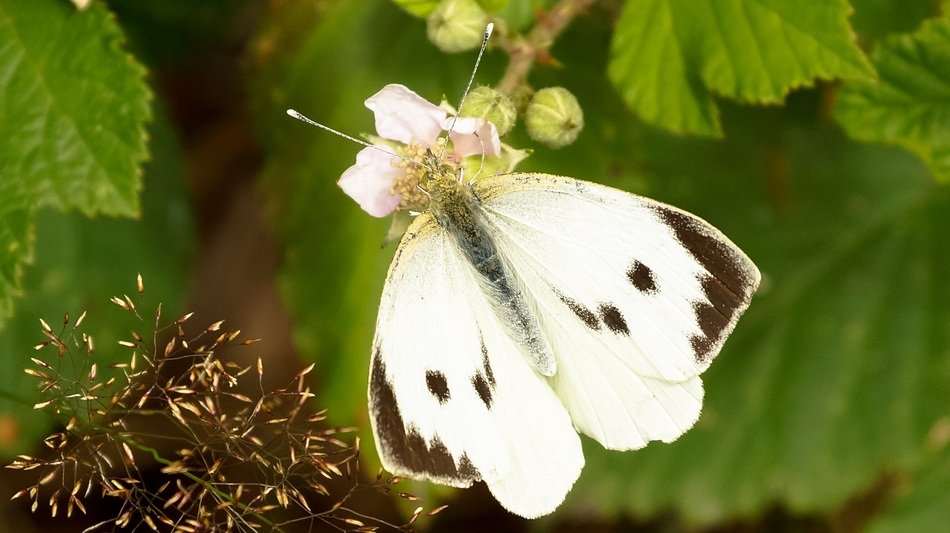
[366,84,447,146]
[337,146,403,217]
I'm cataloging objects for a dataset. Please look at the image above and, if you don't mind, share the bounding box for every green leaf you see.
[0,108,194,455]
[0,0,152,325]
[608,0,873,136]
[868,445,950,533]
[0,0,150,215]
[834,13,950,182]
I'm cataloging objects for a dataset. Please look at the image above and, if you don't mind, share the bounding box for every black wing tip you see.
[652,205,760,363]
[369,353,482,484]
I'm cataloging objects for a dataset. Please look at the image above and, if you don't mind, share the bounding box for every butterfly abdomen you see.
[428,181,556,376]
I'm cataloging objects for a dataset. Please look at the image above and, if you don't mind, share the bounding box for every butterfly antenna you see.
[286,109,373,148]
[438,23,494,161]
[288,24,494,172]
[286,109,425,169]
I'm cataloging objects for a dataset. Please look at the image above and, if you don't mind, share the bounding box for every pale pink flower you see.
[338,84,501,217]
[366,84,447,146]
[337,146,403,217]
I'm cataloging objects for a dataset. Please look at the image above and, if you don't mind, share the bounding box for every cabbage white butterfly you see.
[288,24,760,519]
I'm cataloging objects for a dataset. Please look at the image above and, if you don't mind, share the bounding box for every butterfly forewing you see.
[472,173,760,450]
[369,213,584,518]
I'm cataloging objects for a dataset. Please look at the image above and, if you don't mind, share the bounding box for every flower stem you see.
[116,432,279,528]
[495,0,597,95]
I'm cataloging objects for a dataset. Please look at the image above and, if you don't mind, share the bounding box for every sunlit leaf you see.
[608,0,873,136]
[835,12,950,182]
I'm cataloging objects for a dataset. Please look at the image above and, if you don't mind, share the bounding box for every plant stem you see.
[495,0,597,95]
[116,433,279,529]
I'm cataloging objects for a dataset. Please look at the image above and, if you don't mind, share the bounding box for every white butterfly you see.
[367,170,759,518]
[288,26,760,520]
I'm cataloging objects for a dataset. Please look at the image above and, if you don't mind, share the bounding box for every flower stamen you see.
[335,84,501,218]
[390,141,462,211]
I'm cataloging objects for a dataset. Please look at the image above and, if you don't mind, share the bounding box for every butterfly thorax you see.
[426,171,557,377]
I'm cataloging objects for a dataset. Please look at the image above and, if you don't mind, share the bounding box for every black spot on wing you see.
[558,294,600,330]
[557,293,630,336]
[370,352,479,483]
[479,336,496,388]
[627,261,658,293]
[472,336,497,409]
[599,304,629,335]
[425,370,450,403]
[472,373,493,409]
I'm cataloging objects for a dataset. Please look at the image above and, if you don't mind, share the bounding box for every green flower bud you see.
[525,87,584,149]
[460,86,517,136]
[427,0,487,53]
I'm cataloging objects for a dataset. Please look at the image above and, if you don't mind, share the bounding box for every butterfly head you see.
[382,139,468,214]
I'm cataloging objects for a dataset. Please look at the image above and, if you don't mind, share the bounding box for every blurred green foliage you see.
[0,0,947,529]
[0,0,151,324]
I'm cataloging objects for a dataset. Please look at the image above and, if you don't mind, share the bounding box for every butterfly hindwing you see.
[369,213,584,518]
[473,173,761,450]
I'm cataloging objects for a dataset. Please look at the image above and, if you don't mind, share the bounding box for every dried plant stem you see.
[116,434,278,529]
[11,277,431,532]
[495,0,597,95]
